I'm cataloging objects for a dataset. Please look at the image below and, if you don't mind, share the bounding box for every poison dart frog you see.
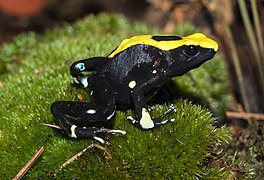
[51,33,218,143]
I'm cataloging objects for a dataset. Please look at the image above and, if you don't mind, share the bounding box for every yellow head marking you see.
[108,33,218,58]
[178,33,218,51]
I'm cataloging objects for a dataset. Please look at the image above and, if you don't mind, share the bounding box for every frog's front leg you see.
[70,57,108,76]
[127,87,176,129]
[70,57,108,88]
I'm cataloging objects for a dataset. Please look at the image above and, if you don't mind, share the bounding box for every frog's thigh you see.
[51,101,107,122]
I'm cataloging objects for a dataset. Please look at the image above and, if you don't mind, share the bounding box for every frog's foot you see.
[153,105,177,123]
[70,126,126,144]
[94,128,126,143]
[147,106,154,112]
[127,105,177,129]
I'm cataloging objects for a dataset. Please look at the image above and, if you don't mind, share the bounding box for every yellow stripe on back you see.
[108,33,218,58]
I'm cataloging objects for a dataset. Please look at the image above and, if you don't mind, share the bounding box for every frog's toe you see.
[93,128,126,143]
[127,115,137,124]
[168,105,177,113]
[107,129,126,135]
[155,118,176,126]
[94,136,105,144]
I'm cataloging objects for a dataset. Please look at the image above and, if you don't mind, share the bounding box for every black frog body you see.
[51,33,218,143]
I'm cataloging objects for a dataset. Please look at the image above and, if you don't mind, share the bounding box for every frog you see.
[50,33,218,143]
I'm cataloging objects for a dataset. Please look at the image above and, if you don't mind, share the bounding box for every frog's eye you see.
[183,46,199,57]
[76,63,85,71]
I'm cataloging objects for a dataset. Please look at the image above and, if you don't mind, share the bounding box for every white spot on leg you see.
[108,129,126,134]
[73,77,80,84]
[139,108,154,129]
[86,109,96,114]
[72,76,88,88]
[155,118,176,126]
[70,125,77,138]
[107,109,116,120]
[128,80,136,89]
[170,119,176,122]
[94,136,105,144]
[81,76,88,88]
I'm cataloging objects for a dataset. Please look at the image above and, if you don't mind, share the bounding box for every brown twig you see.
[13,146,44,180]
[40,123,63,130]
[60,144,111,169]
[226,111,264,121]
[165,128,185,145]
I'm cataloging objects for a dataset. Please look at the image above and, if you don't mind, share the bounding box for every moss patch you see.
[0,14,231,178]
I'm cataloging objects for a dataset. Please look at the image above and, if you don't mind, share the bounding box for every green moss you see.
[0,14,232,178]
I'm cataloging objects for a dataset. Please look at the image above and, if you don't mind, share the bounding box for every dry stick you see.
[13,146,44,180]
[226,111,264,121]
[40,123,63,130]
[165,128,185,145]
[60,144,111,169]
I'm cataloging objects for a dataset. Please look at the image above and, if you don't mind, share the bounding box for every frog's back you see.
[103,44,154,83]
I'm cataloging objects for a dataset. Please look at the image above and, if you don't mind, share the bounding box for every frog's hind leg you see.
[51,101,125,143]
[50,81,125,143]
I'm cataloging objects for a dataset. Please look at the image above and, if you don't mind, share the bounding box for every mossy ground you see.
[0,14,232,179]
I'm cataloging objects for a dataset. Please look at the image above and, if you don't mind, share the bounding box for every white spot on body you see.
[86,109,96,114]
[139,108,154,129]
[90,91,93,96]
[70,125,77,138]
[128,80,136,89]
[152,70,157,74]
